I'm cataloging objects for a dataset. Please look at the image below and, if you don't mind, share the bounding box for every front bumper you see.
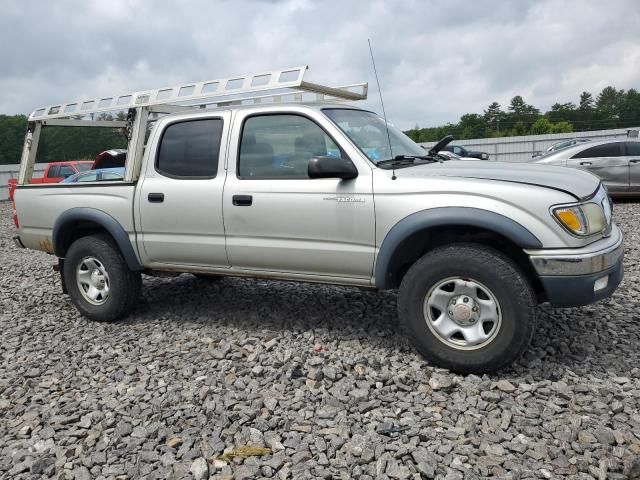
[526,225,624,307]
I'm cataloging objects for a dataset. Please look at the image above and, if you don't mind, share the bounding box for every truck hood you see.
[399,161,599,200]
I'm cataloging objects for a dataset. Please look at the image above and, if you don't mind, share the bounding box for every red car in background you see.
[8,161,93,202]
[8,149,127,202]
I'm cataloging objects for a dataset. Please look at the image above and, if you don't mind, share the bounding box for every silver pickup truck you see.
[12,67,624,373]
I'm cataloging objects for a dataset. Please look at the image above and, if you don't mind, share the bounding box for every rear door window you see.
[624,142,640,156]
[47,166,60,178]
[572,142,624,159]
[156,119,223,178]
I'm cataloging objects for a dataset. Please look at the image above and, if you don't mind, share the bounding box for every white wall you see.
[0,163,46,201]
[420,127,638,163]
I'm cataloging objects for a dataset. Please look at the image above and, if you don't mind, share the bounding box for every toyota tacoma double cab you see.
[12,67,623,373]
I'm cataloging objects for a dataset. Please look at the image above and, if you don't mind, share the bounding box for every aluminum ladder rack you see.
[29,66,368,120]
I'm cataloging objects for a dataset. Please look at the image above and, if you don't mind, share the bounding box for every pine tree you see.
[579,91,594,111]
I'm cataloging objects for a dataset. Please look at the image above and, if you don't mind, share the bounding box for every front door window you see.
[238,114,341,179]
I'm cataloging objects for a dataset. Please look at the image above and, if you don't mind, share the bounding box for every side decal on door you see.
[323,196,366,203]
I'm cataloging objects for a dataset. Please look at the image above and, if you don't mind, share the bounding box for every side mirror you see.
[308,156,358,180]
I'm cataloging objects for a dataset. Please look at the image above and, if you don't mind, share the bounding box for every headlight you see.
[600,186,613,226]
[552,202,605,236]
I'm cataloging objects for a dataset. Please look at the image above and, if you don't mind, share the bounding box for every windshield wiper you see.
[376,155,440,168]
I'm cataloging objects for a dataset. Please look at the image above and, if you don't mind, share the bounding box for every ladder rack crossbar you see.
[29,66,368,121]
[148,83,368,113]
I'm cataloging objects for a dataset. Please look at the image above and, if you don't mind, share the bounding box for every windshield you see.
[323,109,426,164]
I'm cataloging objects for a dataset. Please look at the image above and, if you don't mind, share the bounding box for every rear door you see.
[625,141,640,193]
[566,142,628,194]
[137,112,231,268]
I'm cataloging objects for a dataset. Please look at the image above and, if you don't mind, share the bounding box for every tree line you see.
[0,112,127,165]
[1,85,639,164]
[405,86,640,143]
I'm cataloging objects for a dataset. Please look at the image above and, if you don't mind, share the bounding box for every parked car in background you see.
[8,161,93,201]
[423,136,483,161]
[442,144,489,160]
[531,139,640,196]
[532,138,591,158]
[436,150,482,161]
[61,167,125,183]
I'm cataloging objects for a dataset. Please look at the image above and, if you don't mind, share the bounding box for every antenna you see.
[368,39,396,180]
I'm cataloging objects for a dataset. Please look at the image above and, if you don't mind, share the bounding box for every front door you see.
[137,113,231,268]
[566,141,628,194]
[222,112,376,279]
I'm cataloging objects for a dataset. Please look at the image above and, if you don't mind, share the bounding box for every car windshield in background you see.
[323,109,426,165]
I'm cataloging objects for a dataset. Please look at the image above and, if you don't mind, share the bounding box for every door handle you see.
[232,194,253,206]
[148,193,164,203]
[579,161,592,166]
[630,159,640,164]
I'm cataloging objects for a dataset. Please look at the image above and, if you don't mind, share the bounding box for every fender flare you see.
[374,207,542,289]
[52,207,143,271]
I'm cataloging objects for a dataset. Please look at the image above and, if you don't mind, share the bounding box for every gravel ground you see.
[1,200,639,480]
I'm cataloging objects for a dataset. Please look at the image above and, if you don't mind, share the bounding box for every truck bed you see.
[14,183,137,254]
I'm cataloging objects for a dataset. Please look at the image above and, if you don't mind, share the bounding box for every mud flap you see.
[56,258,68,294]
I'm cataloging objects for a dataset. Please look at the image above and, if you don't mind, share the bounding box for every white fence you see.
[420,127,638,163]
[0,163,46,201]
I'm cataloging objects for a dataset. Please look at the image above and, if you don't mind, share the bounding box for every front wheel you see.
[64,234,141,322]
[398,244,536,374]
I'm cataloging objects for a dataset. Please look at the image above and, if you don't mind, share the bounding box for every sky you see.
[0,0,638,130]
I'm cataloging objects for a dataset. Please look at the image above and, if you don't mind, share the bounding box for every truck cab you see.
[12,66,624,374]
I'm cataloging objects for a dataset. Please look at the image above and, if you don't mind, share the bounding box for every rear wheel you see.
[398,244,536,374]
[64,234,141,321]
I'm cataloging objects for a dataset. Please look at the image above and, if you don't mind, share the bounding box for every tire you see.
[398,243,536,374]
[63,234,141,322]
